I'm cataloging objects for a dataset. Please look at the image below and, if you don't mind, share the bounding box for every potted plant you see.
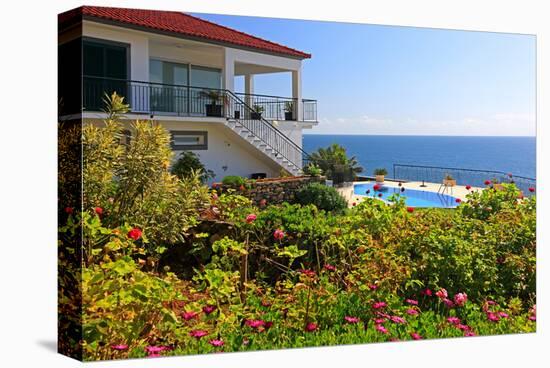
[443,174,456,187]
[374,168,387,183]
[251,104,264,120]
[200,89,225,117]
[284,101,295,120]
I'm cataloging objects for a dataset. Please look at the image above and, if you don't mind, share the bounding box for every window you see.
[171,131,208,150]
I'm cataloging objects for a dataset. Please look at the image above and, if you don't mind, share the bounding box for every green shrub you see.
[308,143,363,185]
[296,183,347,213]
[373,168,388,176]
[171,151,215,183]
[303,163,323,176]
[222,175,248,187]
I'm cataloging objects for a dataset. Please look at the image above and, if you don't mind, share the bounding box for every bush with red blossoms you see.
[127,227,142,241]
[453,292,468,307]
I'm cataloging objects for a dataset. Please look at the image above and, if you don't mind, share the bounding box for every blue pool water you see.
[354,182,458,208]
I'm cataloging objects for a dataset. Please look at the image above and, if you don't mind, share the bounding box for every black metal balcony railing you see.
[83,76,317,122]
[83,76,313,173]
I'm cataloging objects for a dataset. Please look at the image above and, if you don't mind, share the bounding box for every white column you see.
[223,48,235,92]
[292,68,302,121]
[244,74,254,108]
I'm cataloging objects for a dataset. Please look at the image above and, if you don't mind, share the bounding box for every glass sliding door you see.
[190,66,222,116]
[149,59,189,114]
[83,39,128,111]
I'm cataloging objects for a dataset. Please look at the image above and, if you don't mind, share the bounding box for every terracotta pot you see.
[375,175,385,183]
[443,179,456,187]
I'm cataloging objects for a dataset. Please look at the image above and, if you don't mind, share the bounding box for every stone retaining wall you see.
[216,176,326,205]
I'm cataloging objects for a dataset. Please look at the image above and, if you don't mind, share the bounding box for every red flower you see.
[465,185,472,190]
[305,322,318,332]
[373,184,381,191]
[352,202,357,206]
[274,229,285,240]
[265,321,274,329]
[64,207,74,214]
[300,269,316,277]
[484,180,491,186]
[182,311,198,321]
[246,213,257,223]
[529,187,535,193]
[127,227,142,241]
[324,264,336,272]
[421,288,433,296]
[435,288,448,299]
[455,198,462,203]
[94,207,103,216]
[406,207,414,213]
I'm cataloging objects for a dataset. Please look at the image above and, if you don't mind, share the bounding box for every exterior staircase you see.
[224,91,309,176]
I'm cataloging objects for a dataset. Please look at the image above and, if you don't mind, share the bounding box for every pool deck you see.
[337,180,483,207]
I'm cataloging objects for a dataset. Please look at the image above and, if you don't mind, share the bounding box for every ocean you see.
[303,135,536,180]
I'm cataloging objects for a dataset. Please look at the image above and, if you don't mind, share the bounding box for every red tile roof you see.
[59,6,311,59]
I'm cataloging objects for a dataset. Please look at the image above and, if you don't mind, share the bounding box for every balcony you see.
[83,76,317,122]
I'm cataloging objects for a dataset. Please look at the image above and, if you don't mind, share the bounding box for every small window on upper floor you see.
[171,131,208,150]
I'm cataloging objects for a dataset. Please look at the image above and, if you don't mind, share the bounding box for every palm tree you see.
[307,143,363,185]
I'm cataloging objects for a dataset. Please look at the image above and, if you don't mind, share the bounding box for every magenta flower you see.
[111,344,128,351]
[344,316,360,324]
[245,213,257,223]
[421,288,433,297]
[245,319,266,329]
[447,317,461,325]
[182,311,198,321]
[189,329,208,339]
[390,316,406,324]
[498,312,509,319]
[529,315,536,321]
[435,288,448,299]
[209,339,224,347]
[369,284,378,290]
[324,264,336,271]
[274,229,285,240]
[374,318,386,324]
[442,298,455,308]
[375,324,388,334]
[305,322,318,332]
[145,346,168,354]
[487,312,500,322]
[456,324,471,331]
[372,301,387,309]
[410,332,422,340]
[453,292,468,307]
[405,299,418,305]
[202,305,216,315]
[406,308,419,316]
[464,331,477,337]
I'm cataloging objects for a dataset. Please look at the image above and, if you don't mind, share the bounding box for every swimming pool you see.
[353,182,459,208]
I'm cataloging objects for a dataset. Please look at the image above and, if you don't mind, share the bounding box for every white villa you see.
[58,6,318,181]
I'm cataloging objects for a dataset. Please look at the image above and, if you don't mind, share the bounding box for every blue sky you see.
[196,13,536,136]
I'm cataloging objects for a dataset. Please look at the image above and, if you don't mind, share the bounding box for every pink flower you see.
[529,315,536,321]
[245,319,266,329]
[406,207,414,213]
[390,316,406,324]
[145,346,168,354]
[344,316,360,324]
[209,339,224,347]
[182,311,198,321]
[443,298,455,308]
[374,318,386,324]
[465,185,472,190]
[464,331,477,337]
[324,264,336,271]
[127,227,142,241]
[202,305,216,315]
[453,292,468,307]
[246,213,257,223]
[372,301,387,309]
[405,299,418,305]
[529,187,535,193]
[305,322,318,332]
[410,332,422,340]
[406,309,419,316]
[273,229,285,240]
[487,312,500,322]
[375,324,388,334]
[447,317,461,325]
[189,329,208,339]
[456,324,471,331]
[111,344,128,351]
[455,198,462,204]
[421,288,433,297]
[435,288,448,299]
[369,284,378,290]
[498,312,509,319]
